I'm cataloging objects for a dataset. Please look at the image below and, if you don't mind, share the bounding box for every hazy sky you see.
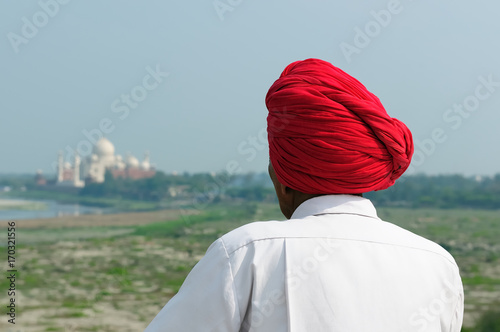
[1,0,499,176]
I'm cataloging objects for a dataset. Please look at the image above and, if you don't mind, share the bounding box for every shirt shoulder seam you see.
[223,236,458,266]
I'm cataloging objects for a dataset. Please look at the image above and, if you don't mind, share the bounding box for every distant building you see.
[49,138,155,188]
[35,170,47,186]
[56,151,85,188]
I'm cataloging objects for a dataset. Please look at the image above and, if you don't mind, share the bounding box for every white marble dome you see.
[126,155,140,168]
[93,138,115,157]
[141,160,151,170]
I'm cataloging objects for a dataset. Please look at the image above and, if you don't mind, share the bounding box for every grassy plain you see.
[0,203,498,331]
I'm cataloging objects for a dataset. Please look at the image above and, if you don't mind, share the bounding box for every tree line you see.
[365,174,500,209]
[1,172,499,209]
[80,172,500,209]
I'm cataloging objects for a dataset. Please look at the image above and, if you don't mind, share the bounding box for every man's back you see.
[145,195,464,331]
[145,58,463,331]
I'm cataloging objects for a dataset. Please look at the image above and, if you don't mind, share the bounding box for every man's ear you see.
[278,182,294,199]
[281,184,296,204]
[278,182,288,197]
[280,185,297,219]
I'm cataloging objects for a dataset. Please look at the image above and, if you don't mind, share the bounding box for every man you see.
[145,58,464,331]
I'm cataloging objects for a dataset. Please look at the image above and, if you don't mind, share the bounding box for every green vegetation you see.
[475,310,500,332]
[134,203,259,239]
[0,173,35,189]
[366,173,500,209]
[2,172,500,213]
[0,202,498,331]
[1,171,498,330]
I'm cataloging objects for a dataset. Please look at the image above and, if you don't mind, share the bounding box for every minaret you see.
[74,152,81,186]
[57,151,64,183]
[143,151,150,170]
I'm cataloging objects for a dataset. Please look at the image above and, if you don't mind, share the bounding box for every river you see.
[0,198,114,221]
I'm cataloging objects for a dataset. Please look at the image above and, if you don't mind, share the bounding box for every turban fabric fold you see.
[266,58,413,194]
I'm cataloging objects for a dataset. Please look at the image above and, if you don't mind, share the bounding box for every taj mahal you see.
[50,137,155,188]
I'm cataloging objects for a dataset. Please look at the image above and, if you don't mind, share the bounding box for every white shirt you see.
[145,195,464,332]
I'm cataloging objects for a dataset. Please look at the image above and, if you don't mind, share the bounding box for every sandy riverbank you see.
[0,198,46,210]
[0,208,198,229]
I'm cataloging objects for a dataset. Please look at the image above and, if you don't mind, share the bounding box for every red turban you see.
[266,58,413,194]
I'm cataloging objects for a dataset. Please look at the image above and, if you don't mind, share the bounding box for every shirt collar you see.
[290,194,380,220]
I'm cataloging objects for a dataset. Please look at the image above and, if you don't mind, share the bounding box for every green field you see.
[1,203,498,331]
